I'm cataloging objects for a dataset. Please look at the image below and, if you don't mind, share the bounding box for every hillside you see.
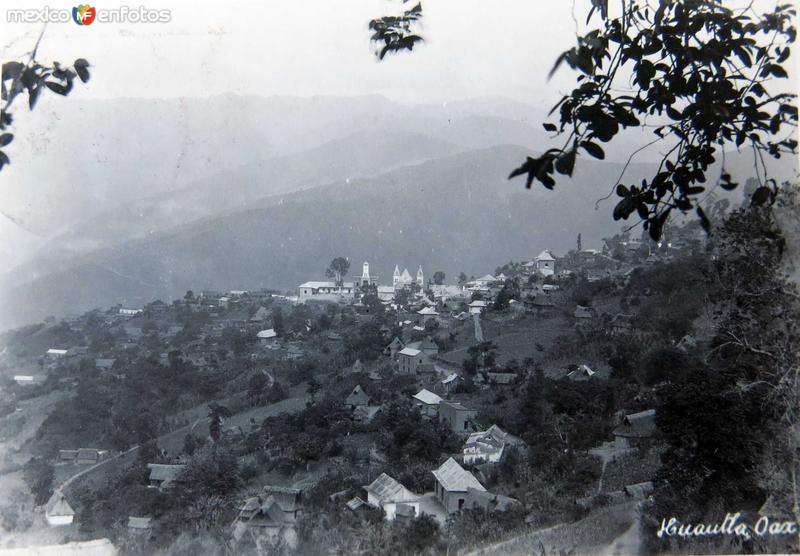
[0,144,655,328]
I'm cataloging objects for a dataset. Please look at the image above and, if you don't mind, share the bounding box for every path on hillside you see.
[463,502,639,556]
[57,396,308,497]
[473,314,484,342]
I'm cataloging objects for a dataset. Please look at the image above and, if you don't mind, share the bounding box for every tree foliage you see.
[371,0,797,239]
[508,0,797,239]
[1,29,90,172]
[326,256,351,286]
[369,1,424,60]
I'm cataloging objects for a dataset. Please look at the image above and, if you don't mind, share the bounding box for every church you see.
[393,264,424,290]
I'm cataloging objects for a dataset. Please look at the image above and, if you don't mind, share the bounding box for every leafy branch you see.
[508,0,797,240]
[369,1,424,60]
[0,26,90,172]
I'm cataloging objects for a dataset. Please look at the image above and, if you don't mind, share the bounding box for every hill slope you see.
[0,145,657,328]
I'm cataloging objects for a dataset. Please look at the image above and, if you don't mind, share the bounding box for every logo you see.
[72,4,96,25]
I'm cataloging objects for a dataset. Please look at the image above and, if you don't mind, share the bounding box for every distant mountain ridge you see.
[0,144,652,329]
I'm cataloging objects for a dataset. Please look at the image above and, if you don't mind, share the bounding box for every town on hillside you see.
[3,214,779,556]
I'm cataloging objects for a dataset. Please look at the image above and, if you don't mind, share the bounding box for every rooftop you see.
[432,458,486,493]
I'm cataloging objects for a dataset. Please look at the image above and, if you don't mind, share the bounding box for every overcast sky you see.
[0,0,600,107]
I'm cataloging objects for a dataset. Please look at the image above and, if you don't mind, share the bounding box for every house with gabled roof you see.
[45,492,75,526]
[147,464,186,489]
[613,409,656,449]
[250,306,270,322]
[463,425,522,465]
[432,458,486,514]
[413,389,443,417]
[232,486,302,547]
[345,385,372,409]
[363,473,420,520]
[566,364,596,381]
[535,250,556,276]
[441,373,463,395]
[439,401,477,434]
[385,337,405,358]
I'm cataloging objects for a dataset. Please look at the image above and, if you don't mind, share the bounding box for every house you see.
[250,306,271,322]
[412,389,443,417]
[76,449,100,465]
[256,329,278,346]
[46,348,68,359]
[127,516,153,534]
[485,372,517,386]
[624,481,654,500]
[417,306,439,324]
[147,464,186,489]
[232,486,302,547]
[468,300,487,315]
[398,347,425,374]
[95,358,116,370]
[612,409,656,449]
[441,373,463,395]
[472,274,499,288]
[431,458,487,514]
[439,401,477,434]
[119,308,142,316]
[566,364,596,381]
[353,405,383,423]
[420,337,439,357]
[298,281,355,302]
[58,450,79,462]
[535,250,556,276]
[363,473,420,520]
[286,344,305,360]
[463,425,519,465]
[574,305,594,319]
[377,286,396,302]
[345,385,372,409]
[13,374,45,386]
[45,492,75,526]
[346,496,367,512]
[385,337,405,358]
[609,313,634,335]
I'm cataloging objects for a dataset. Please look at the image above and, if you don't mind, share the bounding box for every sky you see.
[0,0,593,107]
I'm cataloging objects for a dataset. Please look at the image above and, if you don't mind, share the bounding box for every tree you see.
[1,32,91,174]
[433,271,446,285]
[576,233,582,252]
[207,403,231,443]
[326,257,350,287]
[457,272,468,286]
[247,372,268,406]
[306,377,321,402]
[22,457,54,506]
[372,1,798,238]
[272,306,285,337]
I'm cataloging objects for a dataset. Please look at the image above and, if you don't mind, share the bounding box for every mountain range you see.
[0,94,791,330]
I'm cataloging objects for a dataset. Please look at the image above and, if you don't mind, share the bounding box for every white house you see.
[45,492,75,526]
[397,347,425,374]
[363,473,420,521]
[13,375,45,386]
[257,329,278,347]
[298,281,355,302]
[412,388,443,417]
[119,308,142,316]
[463,425,517,465]
[377,286,396,302]
[417,306,439,324]
[468,300,487,315]
[46,349,68,359]
[535,250,556,276]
